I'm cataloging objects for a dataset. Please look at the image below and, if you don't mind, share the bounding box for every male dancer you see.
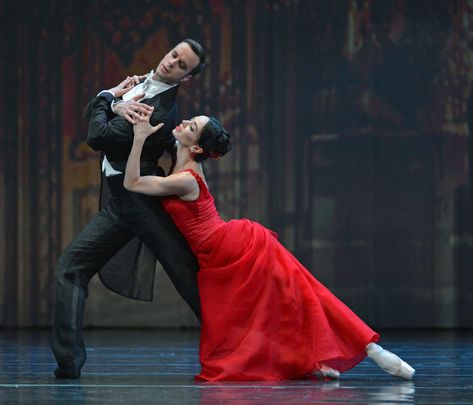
[51,39,205,379]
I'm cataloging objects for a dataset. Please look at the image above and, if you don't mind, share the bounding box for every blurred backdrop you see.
[1,0,472,329]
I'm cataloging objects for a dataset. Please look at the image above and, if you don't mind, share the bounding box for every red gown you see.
[161,169,379,381]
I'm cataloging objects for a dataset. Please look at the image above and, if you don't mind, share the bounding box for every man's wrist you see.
[111,99,124,114]
[97,90,116,98]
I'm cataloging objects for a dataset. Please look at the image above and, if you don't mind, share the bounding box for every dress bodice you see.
[161,169,226,254]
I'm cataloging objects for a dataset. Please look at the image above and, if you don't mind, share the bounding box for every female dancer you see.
[123,112,415,382]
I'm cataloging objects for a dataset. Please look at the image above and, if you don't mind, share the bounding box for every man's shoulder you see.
[84,95,112,120]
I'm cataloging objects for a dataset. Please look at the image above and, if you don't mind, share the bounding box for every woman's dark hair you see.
[182,38,206,76]
[195,117,232,162]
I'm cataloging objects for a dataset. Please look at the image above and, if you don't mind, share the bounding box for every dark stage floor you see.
[0,329,471,404]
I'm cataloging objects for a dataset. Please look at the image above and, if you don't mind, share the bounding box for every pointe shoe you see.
[315,364,340,380]
[366,343,415,380]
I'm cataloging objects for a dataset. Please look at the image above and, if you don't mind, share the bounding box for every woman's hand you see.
[133,112,164,142]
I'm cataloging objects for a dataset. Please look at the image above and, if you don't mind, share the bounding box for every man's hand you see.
[130,73,149,85]
[113,94,155,124]
[107,76,137,97]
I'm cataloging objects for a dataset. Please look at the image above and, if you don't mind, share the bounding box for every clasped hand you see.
[107,75,154,124]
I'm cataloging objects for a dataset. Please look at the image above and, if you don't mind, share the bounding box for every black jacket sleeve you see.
[85,93,170,152]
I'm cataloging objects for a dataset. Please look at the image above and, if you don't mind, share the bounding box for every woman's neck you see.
[173,149,201,173]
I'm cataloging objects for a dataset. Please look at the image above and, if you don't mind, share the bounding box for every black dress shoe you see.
[54,366,81,379]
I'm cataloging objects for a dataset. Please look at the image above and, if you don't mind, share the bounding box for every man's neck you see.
[151,72,178,86]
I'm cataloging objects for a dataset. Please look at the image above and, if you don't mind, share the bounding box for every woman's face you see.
[172,116,210,147]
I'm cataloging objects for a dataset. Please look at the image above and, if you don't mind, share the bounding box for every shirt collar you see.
[145,70,177,91]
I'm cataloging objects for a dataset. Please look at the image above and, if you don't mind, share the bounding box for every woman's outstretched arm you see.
[123,116,196,197]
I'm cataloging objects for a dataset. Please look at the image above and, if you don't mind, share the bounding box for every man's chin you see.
[153,71,163,81]
[156,73,175,85]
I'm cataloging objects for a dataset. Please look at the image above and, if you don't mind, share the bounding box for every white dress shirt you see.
[98,71,176,176]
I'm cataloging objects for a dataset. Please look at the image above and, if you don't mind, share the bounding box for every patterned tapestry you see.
[1,0,472,328]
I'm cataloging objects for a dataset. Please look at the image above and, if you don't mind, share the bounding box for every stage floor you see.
[0,329,471,404]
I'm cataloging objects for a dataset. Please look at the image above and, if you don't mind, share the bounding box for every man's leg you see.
[51,202,133,378]
[120,192,201,320]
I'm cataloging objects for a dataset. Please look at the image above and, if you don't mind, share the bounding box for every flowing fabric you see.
[162,169,379,381]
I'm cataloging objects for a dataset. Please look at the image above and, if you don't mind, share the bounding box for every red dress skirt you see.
[195,219,378,381]
[162,169,379,381]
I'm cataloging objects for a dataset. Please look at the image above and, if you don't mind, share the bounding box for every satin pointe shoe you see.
[315,364,340,380]
[366,343,415,380]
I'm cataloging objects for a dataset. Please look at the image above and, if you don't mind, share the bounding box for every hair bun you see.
[216,128,232,156]
[195,117,232,162]
[208,117,232,159]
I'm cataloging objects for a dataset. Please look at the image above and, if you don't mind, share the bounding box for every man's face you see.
[154,42,200,85]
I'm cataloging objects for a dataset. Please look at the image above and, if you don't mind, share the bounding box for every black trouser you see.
[51,175,200,371]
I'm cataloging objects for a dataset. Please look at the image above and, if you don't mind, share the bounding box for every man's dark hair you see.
[182,38,206,76]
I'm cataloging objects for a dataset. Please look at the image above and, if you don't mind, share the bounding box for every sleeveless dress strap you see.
[181,168,208,193]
